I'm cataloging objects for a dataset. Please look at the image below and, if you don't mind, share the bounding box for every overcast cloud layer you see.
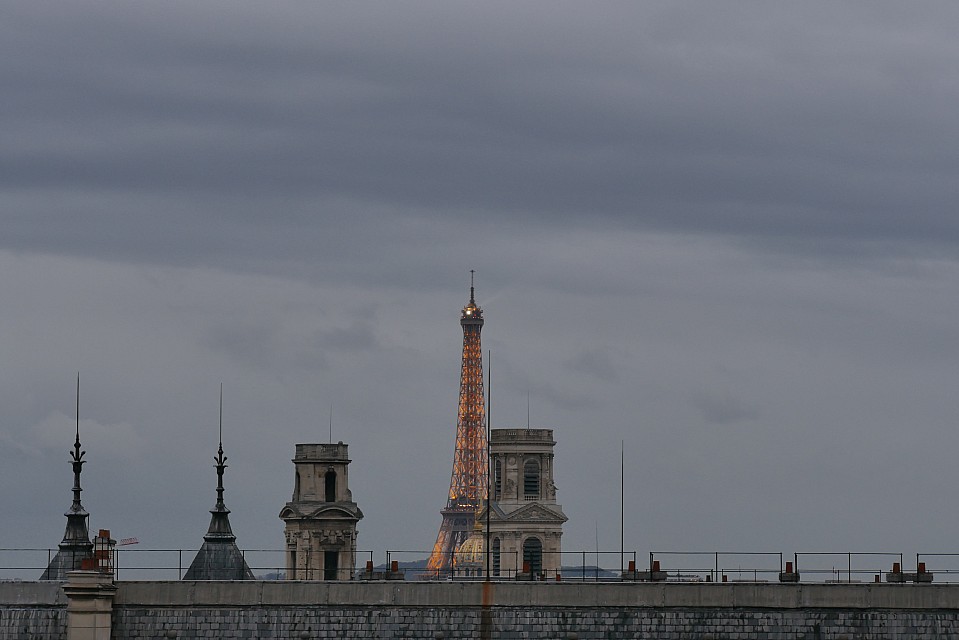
[3,2,959,576]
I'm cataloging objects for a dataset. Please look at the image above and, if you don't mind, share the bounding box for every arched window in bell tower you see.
[494,458,502,500]
[523,459,540,499]
[324,470,337,502]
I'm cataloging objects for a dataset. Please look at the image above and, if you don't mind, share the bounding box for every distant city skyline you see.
[2,3,959,567]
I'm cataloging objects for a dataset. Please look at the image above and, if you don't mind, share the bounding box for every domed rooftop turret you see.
[454,521,485,576]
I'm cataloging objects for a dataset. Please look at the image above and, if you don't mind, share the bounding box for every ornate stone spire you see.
[184,385,253,580]
[41,375,93,580]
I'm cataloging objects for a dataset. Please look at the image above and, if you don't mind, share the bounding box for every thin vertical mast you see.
[619,440,626,575]
[595,520,600,580]
[485,349,491,580]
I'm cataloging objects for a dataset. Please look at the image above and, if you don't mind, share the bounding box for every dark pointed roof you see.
[184,387,253,580]
[41,376,93,580]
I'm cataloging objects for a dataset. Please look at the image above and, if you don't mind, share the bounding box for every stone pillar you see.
[63,570,117,640]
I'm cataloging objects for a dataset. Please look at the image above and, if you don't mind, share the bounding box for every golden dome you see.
[454,522,485,568]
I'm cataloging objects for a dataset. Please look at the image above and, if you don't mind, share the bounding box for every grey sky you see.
[3,2,959,571]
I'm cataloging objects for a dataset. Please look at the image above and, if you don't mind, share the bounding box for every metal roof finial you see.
[70,372,85,513]
[215,383,228,510]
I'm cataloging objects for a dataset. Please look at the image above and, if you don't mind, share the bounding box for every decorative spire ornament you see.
[183,384,254,580]
[41,374,94,580]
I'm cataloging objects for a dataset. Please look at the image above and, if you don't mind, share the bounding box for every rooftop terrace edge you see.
[101,580,959,610]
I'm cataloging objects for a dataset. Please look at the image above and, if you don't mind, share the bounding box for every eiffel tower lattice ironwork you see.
[426,274,488,575]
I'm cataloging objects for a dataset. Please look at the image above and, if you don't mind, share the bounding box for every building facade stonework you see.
[483,428,567,578]
[279,443,362,580]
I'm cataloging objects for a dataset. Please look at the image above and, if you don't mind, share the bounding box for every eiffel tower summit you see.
[426,272,488,575]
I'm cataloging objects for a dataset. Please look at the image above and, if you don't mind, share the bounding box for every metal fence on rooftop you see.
[0,547,950,584]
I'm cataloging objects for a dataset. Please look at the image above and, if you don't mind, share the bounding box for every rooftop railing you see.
[0,547,949,584]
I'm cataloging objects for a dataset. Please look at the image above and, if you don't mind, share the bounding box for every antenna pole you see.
[329,403,333,443]
[485,349,491,581]
[619,440,626,575]
[595,520,600,581]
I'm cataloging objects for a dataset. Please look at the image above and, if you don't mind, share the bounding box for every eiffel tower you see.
[426,273,487,575]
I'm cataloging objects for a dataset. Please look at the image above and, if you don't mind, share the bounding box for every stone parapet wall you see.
[6,580,959,639]
[112,581,959,639]
[115,580,959,610]
[114,606,959,639]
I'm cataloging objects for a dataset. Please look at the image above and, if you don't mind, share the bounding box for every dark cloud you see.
[3,3,959,270]
[566,349,620,383]
[692,390,761,426]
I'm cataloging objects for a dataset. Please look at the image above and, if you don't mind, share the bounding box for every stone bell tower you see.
[483,428,567,578]
[279,442,363,580]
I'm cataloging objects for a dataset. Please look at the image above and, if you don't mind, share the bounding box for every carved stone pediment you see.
[279,502,363,522]
[304,504,362,520]
[502,503,567,524]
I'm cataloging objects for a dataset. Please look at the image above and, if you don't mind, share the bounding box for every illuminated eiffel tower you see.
[426,273,488,575]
